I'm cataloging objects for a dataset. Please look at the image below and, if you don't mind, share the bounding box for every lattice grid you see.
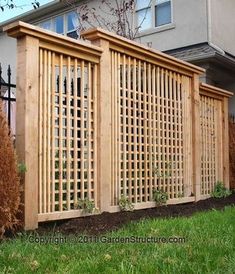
[200,95,222,195]
[39,49,97,214]
[111,51,192,205]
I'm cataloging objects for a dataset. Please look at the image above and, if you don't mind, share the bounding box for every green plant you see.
[152,188,168,206]
[211,181,232,198]
[119,195,134,211]
[18,162,27,174]
[153,157,173,179]
[74,198,95,214]
[177,193,184,198]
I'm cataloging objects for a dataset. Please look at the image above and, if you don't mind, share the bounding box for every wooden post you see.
[222,97,230,188]
[16,35,39,229]
[192,73,201,201]
[90,38,112,212]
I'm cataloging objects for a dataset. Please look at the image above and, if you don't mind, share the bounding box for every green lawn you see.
[0,206,234,274]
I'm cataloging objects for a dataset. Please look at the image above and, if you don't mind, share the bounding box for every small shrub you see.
[153,188,168,206]
[211,182,232,198]
[74,198,95,214]
[0,101,20,239]
[119,195,134,211]
[18,162,27,174]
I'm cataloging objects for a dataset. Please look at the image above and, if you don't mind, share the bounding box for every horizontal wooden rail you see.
[82,28,205,77]
[200,83,233,99]
[4,21,103,63]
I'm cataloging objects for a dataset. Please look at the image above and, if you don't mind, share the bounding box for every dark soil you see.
[38,193,235,236]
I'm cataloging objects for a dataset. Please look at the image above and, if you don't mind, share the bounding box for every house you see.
[0,0,234,114]
[135,0,235,115]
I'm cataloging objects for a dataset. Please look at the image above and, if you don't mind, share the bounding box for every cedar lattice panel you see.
[200,95,222,195]
[39,49,97,214]
[111,51,192,205]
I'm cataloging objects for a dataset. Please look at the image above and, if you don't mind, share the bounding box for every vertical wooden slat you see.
[169,71,174,198]
[148,64,153,201]
[188,77,192,196]
[73,59,78,206]
[205,97,209,194]
[127,56,132,200]
[133,58,137,203]
[111,51,115,204]
[51,52,56,212]
[200,96,204,194]
[66,56,71,210]
[216,100,223,181]
[204,96,207,194]
[143,62,147,202]
[88,62,92,200]
[156,67,161,191]
[192,73,201,201]
[182,76,192,197]
[165,70,170,197]
[117,53,121,202]
[177,74,183,196]
[215,100,219,181]
[182,76,186,197]
[138,60,142,202]
[152,66,156,190]
[114,52,118,202]
[212,100,216,188]
[123,55,127,198]
[80,60,85,200]
[43,50,47,213]
[222,97,229,188]
[39,49,43,214]
[173,73,178,197]
[208,98,212,193]
[59,54,63,211]
[93,64,98,207]
[160,68,165,192]
[47,51,51,213]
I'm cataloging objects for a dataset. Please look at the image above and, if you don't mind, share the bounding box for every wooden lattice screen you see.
[199,91,224,196]
[38,49,98,218]
[110,51,193,206]
[5,22,232,229]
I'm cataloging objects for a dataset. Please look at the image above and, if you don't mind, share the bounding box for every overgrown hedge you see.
[0,100,20,238]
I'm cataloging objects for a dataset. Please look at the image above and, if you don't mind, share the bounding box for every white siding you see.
[0,33,17,83]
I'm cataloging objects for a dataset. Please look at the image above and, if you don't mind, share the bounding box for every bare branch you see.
[65,0,153,40]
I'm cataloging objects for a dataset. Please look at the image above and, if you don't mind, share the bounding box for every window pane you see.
[136,0,151,10]
[137,8,152,31]
[40,20,51,30]
[55,16,64,34]
[67,11,78,32]
[155,1,171,27]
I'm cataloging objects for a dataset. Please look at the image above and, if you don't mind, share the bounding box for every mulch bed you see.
[38,193,235,235]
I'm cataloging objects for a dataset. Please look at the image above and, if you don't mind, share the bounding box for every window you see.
[155,0,171,27]
[40,20,51,30]
[67,11,79,38]
[136,1,152,31]
[55,16,64,34]
[136,0,172,31]
[67,12,78,33]
[39,11,79,39]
